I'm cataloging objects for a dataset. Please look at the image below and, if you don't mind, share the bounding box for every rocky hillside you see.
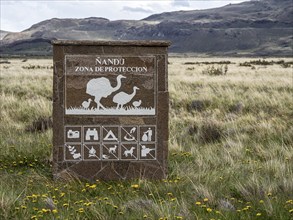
[0,30,12,40]
[1,0,292,56]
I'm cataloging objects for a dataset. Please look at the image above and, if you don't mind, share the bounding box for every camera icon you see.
[67,129,80,139]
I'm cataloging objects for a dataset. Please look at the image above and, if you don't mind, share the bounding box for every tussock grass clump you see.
[188,121,223,143]
[199,121,223,143]
[25,116,53,132]
[229,101,245,114]
[201,65,228,75]
[188,100,211,112]
[0,60,11,64]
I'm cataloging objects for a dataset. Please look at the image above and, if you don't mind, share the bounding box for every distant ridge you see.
[1,0,292,56]
[0,30,12,40]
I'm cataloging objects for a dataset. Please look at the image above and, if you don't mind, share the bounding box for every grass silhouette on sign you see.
[66,106,155,115]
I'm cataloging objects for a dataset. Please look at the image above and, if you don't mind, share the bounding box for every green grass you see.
[0,57,293,219]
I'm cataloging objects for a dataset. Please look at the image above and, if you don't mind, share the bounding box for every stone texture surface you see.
[52,40,170,181]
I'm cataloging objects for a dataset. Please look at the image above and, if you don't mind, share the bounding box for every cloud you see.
[172,0,190,7]
[122,6,153,14]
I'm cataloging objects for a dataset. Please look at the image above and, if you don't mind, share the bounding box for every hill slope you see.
[0,30,12,40]
[1,0,292,56]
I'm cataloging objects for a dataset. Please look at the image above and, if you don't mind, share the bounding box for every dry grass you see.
[0,57,293,219]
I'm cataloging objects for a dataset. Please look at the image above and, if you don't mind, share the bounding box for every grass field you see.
[0,57,293,219]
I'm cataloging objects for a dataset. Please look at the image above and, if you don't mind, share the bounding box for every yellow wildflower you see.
[52,209,58,214]
[41,208,50,213]
[286,200,293,204]
[206,208,212,212]
[32,194,38,198]
[77,208,84,213]
[89,184,97,189]
[204,198,209,202]
[195,201,201,205]
[256,213,262,216]
[131,184,139,189]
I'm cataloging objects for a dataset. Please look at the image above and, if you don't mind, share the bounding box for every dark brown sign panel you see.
[52,40,170,180]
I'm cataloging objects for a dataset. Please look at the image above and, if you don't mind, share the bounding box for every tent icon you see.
[103,130,118,141]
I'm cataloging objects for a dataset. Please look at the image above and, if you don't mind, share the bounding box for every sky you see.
[1,0,245,32]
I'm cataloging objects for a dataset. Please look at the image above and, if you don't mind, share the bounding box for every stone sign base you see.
[52,40,170,181]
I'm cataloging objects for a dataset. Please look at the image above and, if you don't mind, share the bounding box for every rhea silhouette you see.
[132,100,142,108]
[86,75,126,110]
[82,98,92,109]
[113,86,139,109]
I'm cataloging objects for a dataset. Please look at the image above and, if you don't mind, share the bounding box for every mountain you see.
[1,0,292,56]
[0,30,12,40]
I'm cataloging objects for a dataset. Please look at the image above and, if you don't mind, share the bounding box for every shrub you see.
[0,60,11,64]
[25,117,53,132]
[184,61,232,65]
[188,121,223,143]
[239,59,293,67]
[188,100,210,112]
[239,62,252,67]
[22,64,53,69]
[202,65,228,76]
[281,63,291,68]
